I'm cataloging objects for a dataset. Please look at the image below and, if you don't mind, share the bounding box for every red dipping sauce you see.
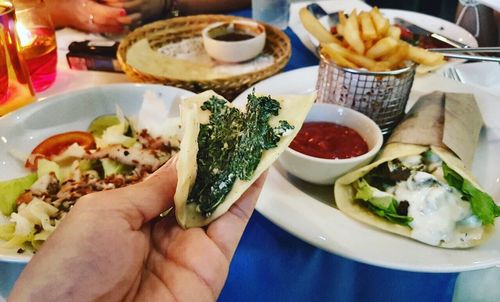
[289,122,369,159]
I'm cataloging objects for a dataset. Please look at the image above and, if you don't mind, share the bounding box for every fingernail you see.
[120,9,126,16]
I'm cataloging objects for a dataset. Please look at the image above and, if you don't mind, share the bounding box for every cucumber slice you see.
[87,115,121,137]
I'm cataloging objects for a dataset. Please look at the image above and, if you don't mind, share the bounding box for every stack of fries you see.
[300,7,445,71]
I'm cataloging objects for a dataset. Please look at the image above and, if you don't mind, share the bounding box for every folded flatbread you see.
[334,92,497,248]
[175,90,315,228]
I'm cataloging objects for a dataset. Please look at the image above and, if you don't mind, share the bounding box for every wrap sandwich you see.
[175,90,315,228]
[335,92,499,248]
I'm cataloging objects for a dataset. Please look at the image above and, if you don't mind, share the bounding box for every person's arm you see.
[46,0,133,33]
[176,0,251,15]
[103,0,251,22]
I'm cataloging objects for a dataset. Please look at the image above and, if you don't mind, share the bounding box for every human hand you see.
[47,0,136,33]
[102,0,167,23]
[9,158,266,301]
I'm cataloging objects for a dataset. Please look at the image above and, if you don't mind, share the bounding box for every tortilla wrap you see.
[175,90,315,228]
[334,92,493,248]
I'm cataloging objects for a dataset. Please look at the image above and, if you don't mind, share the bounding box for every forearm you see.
[177,0,251,15]
[45,0,73,28]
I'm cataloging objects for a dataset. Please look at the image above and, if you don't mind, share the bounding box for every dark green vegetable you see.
[364,160,412,191]
[188,93,294,217]
[354,179,413,227]
[443,162,499,225]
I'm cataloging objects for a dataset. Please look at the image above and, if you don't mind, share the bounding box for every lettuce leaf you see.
[443,163,499,225]
[354,179,413,227]
[95,107,136,149]
[0,173,37,216]
[1,199,58,250]
[0,223,15,241]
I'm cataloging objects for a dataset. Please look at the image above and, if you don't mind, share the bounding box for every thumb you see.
[108,156,178,226]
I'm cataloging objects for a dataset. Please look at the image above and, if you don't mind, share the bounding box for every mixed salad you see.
[0,92,181,254]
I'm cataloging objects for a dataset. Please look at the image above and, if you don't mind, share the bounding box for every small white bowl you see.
[202,20,266,63]
[279,103,383,185]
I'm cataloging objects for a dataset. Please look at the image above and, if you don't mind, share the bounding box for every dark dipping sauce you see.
[290,122,369,159]
[213,32,255,41]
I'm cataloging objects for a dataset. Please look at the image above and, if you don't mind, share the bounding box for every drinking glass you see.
[252,0,290,30]
[0,1,35,116]
[14,0,57,92]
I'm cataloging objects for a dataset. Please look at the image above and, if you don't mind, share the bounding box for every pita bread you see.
[334,142,494,248]
[175,91,315,228]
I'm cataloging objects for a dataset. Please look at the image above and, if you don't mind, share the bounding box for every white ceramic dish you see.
[0,83,194,263]
[202,20,266,63]
[235,66,500,273]
[279,103,383,185]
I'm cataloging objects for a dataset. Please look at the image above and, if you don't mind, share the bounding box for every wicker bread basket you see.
[118,15,291,99]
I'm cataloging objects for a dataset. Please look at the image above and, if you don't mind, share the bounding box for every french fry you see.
[369,7,389,35]
[406,43,445,66]
[325,42,377,70]
[371,61,390,72]
[387,26,401,40]
[343,10,365,55]
[338,10,347,27]
[299,7,337,44]
[382,42,410,69]
[299,6,448,71]
[337,23,344,36]
[321,44,358,69]
[366,37,398,59]
[359,12,377,40]
[364,39,374,49]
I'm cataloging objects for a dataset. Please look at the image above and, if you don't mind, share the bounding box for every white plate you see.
[381,9,477,47]
[0,83,195,263]
[235,66,500,273]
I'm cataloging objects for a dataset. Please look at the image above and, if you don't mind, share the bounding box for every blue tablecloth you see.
[218,9,458,302]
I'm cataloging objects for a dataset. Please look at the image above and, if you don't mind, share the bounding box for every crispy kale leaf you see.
[442,163,499,225]
[188,93,293,217]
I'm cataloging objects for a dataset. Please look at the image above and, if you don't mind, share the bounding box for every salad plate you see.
[0,83,194,263]
[235,66,500,272]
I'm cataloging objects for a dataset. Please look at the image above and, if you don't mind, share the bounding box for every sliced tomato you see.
[25,131,96,170]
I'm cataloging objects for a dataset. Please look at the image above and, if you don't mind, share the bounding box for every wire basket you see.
[316,55,416,135]
[118,15,291,100]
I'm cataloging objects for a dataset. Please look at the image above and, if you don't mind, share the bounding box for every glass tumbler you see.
[13,0,57,92]
[252,0,290,30]
[0,1,35,116]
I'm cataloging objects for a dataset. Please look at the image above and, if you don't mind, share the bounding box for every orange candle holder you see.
[0,1,35,116]
[14,0,57,93]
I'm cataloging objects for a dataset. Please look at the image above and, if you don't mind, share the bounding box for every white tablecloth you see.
[38,28,130,100]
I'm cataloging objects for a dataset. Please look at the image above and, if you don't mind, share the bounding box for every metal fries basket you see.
[316,55,416,135]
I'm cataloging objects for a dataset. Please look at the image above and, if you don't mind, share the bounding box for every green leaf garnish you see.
[442,162,499,225]
[354,179,413,227]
